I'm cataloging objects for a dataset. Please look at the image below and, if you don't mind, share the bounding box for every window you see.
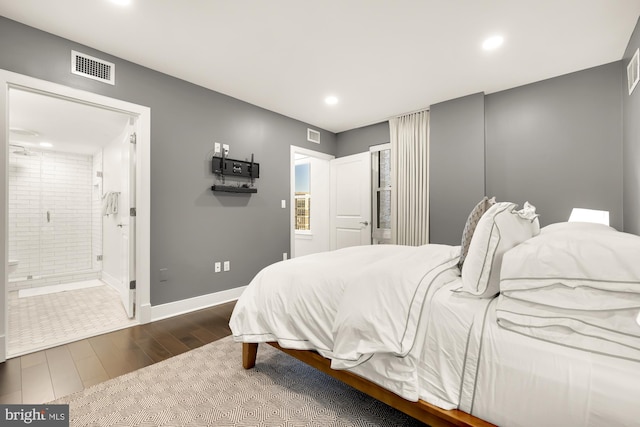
[371,144,392,244]
[295,159,311,231]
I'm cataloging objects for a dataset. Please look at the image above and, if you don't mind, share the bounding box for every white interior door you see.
[121,127,136,318]
[330,152,372,250]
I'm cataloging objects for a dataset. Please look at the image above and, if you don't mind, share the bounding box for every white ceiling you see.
[9,89,131,155]
[1,0,639,133]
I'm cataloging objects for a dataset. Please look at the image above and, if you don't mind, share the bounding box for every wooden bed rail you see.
[242,342,495,427]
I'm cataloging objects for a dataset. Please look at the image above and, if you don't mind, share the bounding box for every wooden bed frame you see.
[242,342,496,427]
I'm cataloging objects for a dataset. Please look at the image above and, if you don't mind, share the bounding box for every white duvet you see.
[229,244,461,399]
[497,222,640,361]
[229,224,640,426]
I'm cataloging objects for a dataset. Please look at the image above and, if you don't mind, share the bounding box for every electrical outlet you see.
[214,262,221,273]
[222,144,229,156]
[283,253,288,261]
[223,261,230,271]
[214,142,221,155]
[159,268,168,282]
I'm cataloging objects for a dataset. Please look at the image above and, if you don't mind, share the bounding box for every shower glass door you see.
[8,148,96,284]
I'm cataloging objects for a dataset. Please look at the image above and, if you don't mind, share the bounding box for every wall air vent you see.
[71,50,115,85]
[628,48,639,95]
[307,128,321,144]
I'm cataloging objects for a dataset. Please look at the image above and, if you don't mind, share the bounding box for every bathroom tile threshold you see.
[7,281,138,358]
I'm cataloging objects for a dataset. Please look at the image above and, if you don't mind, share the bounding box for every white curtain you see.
[389,110,429,246]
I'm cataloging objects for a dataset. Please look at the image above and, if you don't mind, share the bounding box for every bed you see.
[229,200,640,427]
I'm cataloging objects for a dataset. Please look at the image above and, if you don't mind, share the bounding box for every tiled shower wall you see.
[8,149,101,290]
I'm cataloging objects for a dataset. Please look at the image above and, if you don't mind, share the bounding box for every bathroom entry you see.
[5,87,137,356]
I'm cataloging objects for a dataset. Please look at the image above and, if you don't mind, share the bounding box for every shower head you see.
[9,144,38,156]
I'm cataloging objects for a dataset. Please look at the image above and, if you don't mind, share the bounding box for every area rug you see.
[54,336,427,426]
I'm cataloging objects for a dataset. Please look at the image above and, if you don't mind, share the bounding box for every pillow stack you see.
[455,201,540,298]
[497,222,640,361]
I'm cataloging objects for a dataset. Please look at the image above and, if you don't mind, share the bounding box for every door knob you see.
[360,221,369,226]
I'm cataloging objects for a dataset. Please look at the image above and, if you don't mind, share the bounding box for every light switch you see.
[281,200,286,209]
[223,261,230,271]
[159,268,168,282]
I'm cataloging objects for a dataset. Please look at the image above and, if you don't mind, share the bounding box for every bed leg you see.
[242,342,258,369]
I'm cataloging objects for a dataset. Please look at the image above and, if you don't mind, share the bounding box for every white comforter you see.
[230,226,640,426]
[497,222,640,361]
[229,244,461,398]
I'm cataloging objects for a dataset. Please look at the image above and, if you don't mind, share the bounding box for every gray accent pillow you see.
[458,196,496,268]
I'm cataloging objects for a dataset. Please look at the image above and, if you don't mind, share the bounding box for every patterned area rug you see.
[54,336,428,426]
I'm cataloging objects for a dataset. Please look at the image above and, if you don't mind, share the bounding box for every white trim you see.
[101,270,121,289]
[369,142,391,153]
[0,69,151,362]
[101,269,123,294]
[628,48,640,95]
[150,286,246,322]
[290,146,334,258]
[295,233,314,240]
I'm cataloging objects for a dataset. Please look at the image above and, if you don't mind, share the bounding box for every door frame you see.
[290,146,334,258]
[0,69,152,362]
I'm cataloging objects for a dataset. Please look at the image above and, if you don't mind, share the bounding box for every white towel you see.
[102,192,119,216]
[110,192,118,215]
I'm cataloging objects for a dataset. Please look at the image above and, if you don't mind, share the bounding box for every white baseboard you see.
[0,334,5,363]
[139,302,152,324]
[150,285,247,322]
[101,270,121,292]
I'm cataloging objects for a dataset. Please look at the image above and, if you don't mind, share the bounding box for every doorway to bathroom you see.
[0,70,151,360]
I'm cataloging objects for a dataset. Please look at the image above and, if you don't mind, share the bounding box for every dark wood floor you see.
[0,300,236,404]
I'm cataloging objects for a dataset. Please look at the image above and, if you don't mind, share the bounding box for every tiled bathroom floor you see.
[7,280,138,358]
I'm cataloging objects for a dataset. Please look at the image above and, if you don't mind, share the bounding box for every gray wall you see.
[623,18,640,235]
[0,17,337,306]
[485,62,623,230]
[429,93,486,245]
[336,121,389,157]
[336,62,625,242]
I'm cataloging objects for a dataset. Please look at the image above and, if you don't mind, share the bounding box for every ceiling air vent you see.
[628,48,639,95]
[307,128,321,144]
[71,50,115,85]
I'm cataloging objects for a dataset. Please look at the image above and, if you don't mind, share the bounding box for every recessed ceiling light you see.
[39,142,53,148]
[110,0,131,6]
[482,35,504,51]
[325,96,339,106]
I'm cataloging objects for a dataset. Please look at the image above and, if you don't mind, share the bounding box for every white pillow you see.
[501,222,640,297]
[540,221,614,235]
[458,196,496,268]
[456,202,539,298]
